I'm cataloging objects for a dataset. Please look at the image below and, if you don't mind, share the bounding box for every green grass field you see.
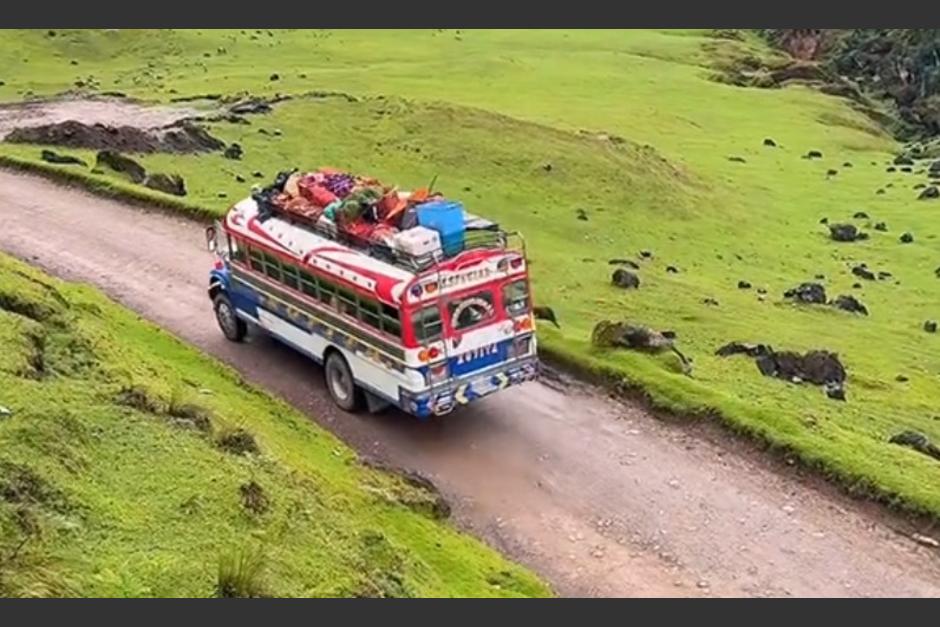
[0,253,550,597]
[2,29,940,517]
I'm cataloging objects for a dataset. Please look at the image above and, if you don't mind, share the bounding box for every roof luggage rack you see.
[252,169,515,274]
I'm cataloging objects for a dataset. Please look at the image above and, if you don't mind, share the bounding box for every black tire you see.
[324,350,363,412]
[213,293,247,342]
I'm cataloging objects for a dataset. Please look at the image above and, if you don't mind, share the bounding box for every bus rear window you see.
[412,306,443,343]
[447,290,495,331]
[503,279,529,316]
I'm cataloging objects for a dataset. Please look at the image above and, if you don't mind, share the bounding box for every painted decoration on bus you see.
[439,266,492,290]
[449,339,510,377]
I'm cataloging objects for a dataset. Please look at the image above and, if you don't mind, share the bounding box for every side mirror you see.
[205,226,218,253]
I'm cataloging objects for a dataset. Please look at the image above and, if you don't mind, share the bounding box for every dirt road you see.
[2,168,939,597]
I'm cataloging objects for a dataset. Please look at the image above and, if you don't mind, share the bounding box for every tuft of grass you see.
[215,545,267,598]
[215,428,259,456]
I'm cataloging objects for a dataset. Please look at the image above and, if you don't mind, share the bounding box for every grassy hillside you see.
[0,253,550,597]
[2,29,940,517]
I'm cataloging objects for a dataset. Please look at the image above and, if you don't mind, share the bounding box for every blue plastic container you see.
[415,200,466,257]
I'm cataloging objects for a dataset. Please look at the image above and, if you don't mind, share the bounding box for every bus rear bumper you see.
[400,357,540,419]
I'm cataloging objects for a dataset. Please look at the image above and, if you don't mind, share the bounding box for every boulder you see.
[918,185,939,200]
[829,223,861,242]
[39,149,86,166]
[831,294,868,315]
[611,268,640,289]
[591,320,691,372]
[223,143,243,160]
[715,341,770,358]
[143,173,186,197]
[608,258,640,269]
[889,430,940,461]
[852,265,876,281]
[533,306,560,328]
[756,349,846,385]
[95,150,146,183]
[784,282,827,304]
[229,98,272,115]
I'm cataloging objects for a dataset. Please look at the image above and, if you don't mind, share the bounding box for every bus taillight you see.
[418,346,441,363]
[513,316,533,333]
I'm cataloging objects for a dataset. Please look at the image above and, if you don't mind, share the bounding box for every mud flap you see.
[364,390,391,414]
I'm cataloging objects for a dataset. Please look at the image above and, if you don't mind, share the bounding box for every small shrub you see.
[166,401,213,434]
[216,429,259,456]
[239,481,269,515]
[114,385,160,413]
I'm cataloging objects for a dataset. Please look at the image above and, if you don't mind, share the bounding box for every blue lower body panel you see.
[400,357,539,419]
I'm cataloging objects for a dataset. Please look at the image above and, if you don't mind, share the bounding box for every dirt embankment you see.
[4,119,224,154]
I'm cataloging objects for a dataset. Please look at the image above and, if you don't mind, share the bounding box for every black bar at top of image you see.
[0,2,937,27]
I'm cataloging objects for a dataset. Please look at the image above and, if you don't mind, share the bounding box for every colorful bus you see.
[205,175,539,418]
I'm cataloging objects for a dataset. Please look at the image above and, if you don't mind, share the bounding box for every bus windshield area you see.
[447,290,496,331]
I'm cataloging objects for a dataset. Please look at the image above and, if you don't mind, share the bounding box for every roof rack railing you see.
[264,198,513,272]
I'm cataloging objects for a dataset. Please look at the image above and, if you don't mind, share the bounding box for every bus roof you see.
[225,197,527,307]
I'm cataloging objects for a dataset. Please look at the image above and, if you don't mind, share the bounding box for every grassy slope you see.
[0,253,550,597]
[1,29,940,516]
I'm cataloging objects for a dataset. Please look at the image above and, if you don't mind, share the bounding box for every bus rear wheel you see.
[324,350,363,412]
[213,293,247,342]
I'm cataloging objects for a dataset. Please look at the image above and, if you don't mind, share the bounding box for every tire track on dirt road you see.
[1,168,938,597]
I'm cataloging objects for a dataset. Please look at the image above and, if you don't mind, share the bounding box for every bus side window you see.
[412,306,443,343]
[336,287,358,318]
[318,278,336,306]
[248,246,264,273]
[229,235,246,263]
[359,298,381,331]
[299,270,319,299]
[381,304,402,339]
[262,252,282,282]
[281,263,299,290]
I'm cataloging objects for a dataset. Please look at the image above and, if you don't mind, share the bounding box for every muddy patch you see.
[0,97,209,139]
[361,457,451,521]
[5,119,224,154]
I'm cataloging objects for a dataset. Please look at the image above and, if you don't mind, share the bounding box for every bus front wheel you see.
[324,350,363,412]
[213,293,247,342]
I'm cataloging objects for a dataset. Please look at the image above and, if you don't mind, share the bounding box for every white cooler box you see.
[392,226,443,259]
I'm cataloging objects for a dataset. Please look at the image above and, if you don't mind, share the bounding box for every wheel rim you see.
[328,360,351,403]
[217,301,237,337]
